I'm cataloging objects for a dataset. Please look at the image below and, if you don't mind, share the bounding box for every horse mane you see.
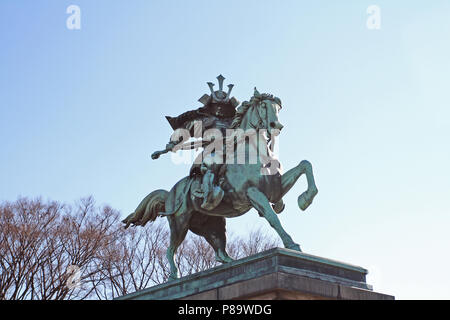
[230,92,282,129]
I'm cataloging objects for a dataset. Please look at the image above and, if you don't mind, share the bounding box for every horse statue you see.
[122,76,318,280]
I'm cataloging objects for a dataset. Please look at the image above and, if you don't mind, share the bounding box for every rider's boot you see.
[200,170,224,210]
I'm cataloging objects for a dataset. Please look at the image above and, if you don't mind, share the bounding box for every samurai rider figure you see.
[151,75,240,210]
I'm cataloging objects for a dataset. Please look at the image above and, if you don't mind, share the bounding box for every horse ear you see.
[254,87,261,97]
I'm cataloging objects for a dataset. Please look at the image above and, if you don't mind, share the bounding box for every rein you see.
[249,104,267,131]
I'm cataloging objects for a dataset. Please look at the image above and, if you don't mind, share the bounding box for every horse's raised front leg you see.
[247,187,301,251]
[281,160,318,211]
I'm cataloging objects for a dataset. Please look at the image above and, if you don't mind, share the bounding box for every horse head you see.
[231,88,283,140]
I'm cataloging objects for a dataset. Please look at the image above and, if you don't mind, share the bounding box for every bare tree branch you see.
[0,197,280,300]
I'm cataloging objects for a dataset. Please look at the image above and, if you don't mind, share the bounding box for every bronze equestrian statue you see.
[123,75,318,280]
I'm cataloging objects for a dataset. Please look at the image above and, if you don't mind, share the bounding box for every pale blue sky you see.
[1,1,449,299]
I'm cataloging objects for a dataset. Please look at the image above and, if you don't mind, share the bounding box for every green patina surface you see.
[122,76,319,281]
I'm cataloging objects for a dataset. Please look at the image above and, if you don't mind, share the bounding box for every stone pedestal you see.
[115,248,394,300]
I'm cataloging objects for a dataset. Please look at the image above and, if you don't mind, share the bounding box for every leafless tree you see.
[0,197,121,300]
[0,197,280,300]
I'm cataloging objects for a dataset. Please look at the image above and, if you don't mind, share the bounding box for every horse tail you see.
[122,189,169,229]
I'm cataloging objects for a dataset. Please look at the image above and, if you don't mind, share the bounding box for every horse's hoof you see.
[272,200,285,214]
[286,243,302,252]
[168,273,179,281]
[215,252,234,264]
[298,189,317,211]
[298,193,310,211]
[216,256,234,264]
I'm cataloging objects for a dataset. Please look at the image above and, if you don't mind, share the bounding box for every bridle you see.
[250,101,269,131]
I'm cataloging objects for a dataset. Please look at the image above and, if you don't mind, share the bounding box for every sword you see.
[151,139,206,160]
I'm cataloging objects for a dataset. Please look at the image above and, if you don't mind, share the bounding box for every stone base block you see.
[115,248,394,300]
